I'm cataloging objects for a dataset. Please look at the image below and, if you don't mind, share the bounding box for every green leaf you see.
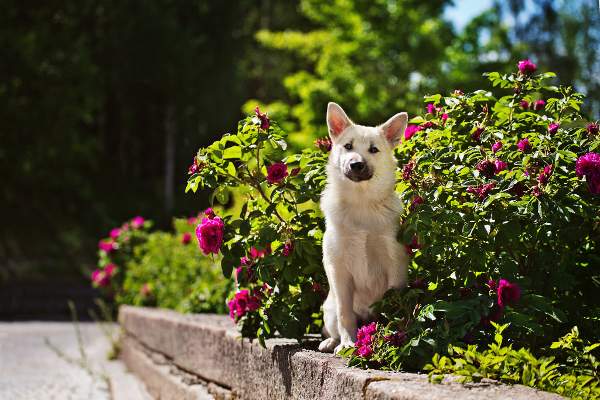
[503,220,521,241]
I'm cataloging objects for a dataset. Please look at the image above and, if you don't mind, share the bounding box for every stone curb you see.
[119,305,564,400]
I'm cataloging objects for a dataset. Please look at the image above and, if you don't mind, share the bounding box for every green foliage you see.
[187,111,329,342]
[424,324,600,399]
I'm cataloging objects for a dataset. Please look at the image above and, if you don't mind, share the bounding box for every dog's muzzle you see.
[345,161,373,182]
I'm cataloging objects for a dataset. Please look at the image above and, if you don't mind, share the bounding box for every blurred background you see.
[1,0,598,318]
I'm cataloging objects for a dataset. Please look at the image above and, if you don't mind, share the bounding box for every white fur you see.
[318,102,411,354]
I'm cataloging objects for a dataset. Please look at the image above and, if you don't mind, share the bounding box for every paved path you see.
[0,321,150,400]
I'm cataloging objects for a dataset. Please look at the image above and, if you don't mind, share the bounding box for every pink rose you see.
[517,139,532,153]
[442,113,449,123]
[358,345,372,358]
[109,228,121,239]
[131,216,145,229]
[204,208,215,219]
[405,236,422,256]
[488,279,497,291]
[266,163,288,184]
[105,263,116,276]
[492,140,502,153]
[98,240,116,254]
[291,167,301,176]
[282,241,294,256]
[518,60,538,75]
[494,160,507,174]
[247,296,262,311]
[195,217,224,255]
[181,233,192,245]
[254,106,270,130]
[497,279,520,307]
[404,125,422,140]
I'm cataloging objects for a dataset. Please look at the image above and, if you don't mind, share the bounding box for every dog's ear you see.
[380,112,408,146]
[327,102,353,140]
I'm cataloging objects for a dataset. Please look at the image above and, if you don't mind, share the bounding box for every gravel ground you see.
[0,321,115,400]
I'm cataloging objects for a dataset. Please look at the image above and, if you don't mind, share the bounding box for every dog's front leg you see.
[332,274,357,354]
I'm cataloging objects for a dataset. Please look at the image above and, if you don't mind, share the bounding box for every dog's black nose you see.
[350,161,365,172]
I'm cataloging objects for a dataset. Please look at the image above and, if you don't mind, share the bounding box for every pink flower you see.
[132,216,145,229]
[291,167,301,176]
[312,284,323,291]
[404,125,422,140]
[520,101,530,109]
[518,60,538,75]
[105,263,116,276]
[195,217,224,255]
[494,160,507,174]
[227,289,251,321]
[517,139,532,153]
[492,140,502,153]
[250,245,271,259]
[472,127,485,143]
[405,235,422,256]
[254,106,270,130]
[92,269,111,287]
[497,279,520,307]
[98,240,116,254]
[384,331,406,347]
[588,124,599,135]
[316,138,332,152]
[181,233,192,245]
[187,217,197,224]
[266,163,288,184]
[408,196,423,212]
[488,279,497,291]
[468,183,496,202]
[576,153,600,195]
[358,345,372,358]
[189,156,200,174]
[121,223,130,231]
[538,172,548,185]
[402,160,415,181]
[534,100,546,111]
[509,182,526,199]
[454,90,464,95]
[477,160,497,177]
[204,208,215,219]
[282,241,294,256]
[548,123,560,136]
[356,322,377,347]
[227,299,237,320]
[247,296,262,311]
[421,121,435,129]
[109,228,121,239]
[427,104,436,114]
[442,114,449,123]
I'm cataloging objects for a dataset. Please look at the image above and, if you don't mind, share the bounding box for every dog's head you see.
[326,102,407,183]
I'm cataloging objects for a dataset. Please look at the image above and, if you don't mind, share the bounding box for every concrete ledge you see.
[119,306,564,400]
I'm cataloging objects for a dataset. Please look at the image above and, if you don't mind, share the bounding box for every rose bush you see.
[95,216,233,314]
[185,62,599,395]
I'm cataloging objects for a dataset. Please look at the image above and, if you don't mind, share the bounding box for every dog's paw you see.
[333,342,354,355]
[318,338,339,353]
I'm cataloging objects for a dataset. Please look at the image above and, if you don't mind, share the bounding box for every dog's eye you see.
[369,147,379,153]
[344,143,353,150]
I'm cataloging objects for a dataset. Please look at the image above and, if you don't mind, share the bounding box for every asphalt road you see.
[0,321,114,400]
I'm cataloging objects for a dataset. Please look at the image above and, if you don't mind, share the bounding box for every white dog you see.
[318,102,411,354]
